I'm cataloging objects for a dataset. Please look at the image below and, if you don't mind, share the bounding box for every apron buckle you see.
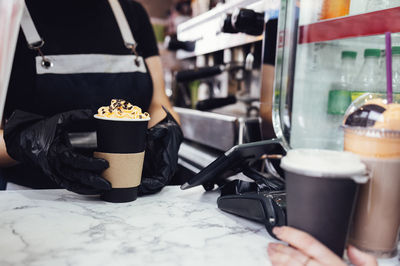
[28,39,53,69]
[125,42,141,67]
[28,39,45,50]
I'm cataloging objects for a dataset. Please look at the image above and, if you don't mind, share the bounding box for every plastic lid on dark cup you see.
[280,149,367,183]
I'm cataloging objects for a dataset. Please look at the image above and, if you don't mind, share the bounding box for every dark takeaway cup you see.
[94,114,150,203]
[280,149,368,257]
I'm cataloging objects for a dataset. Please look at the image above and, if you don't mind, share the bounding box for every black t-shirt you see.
[2,0,159,188]
[5,0,159,119]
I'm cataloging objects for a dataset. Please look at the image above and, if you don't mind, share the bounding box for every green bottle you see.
[327,51,356,115]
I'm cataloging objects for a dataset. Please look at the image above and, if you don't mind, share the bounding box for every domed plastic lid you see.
[342,93,400,133]
[280,149,367,182]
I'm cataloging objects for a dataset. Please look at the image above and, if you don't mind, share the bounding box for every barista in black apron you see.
[1,0,159,189]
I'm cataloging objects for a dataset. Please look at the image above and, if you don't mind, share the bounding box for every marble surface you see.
[0,187,273,266]
[0,186,399,266]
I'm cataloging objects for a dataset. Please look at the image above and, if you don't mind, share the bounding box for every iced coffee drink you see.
[343,96,400,258]
[94,99,150,203]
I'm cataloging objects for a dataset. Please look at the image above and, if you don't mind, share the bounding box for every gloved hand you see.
[4,109,111,195]
[139,107,183,195]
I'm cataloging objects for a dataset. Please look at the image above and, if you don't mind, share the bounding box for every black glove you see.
[139,107,183,195]
[4,109,111,195]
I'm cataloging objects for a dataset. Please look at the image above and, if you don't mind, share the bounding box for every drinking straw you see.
[385,32,393,104]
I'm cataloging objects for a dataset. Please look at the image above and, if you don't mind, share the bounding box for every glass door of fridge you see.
[272,0,400,150]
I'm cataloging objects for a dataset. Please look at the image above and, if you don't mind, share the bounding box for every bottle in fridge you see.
[320,0,350,20]
[327,50,357,115]
[391,46,400,101]
[351,48,381,102]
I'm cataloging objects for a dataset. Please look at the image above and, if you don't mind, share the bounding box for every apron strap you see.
[107,0,141,65]
[20,0,140,63]
[107,0,137,50]
[20,2,43,49]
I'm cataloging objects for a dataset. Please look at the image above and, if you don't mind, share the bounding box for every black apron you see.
[2,0,153,189]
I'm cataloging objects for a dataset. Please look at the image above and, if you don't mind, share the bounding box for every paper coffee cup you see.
[281,149,368,257]
[94,115,150,203]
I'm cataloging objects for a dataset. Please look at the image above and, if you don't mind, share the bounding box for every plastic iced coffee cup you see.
[281,149,368,257]
[93,100,150,203]
[343,94,400,258]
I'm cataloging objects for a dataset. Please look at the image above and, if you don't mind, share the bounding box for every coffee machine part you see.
[223,48,232,65]
[196,55,206,68]
[176,65,225,82]
[207,54,215,67]
[180,139,286,191]
[164,35,195,52]
[195,95,237,111]
[245,44,255,71]
[175,58,245,83]
[231,8,265,36]
[221,13,239,34]
[220,9,265,36]
[175,46,248,83]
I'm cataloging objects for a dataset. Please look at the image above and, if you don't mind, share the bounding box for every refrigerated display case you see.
[272,0,400,151]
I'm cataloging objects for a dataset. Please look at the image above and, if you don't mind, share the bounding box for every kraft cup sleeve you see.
[94,152,145,188]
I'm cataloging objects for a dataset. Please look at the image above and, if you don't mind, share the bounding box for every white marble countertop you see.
[0,186,273,266]
[0,186,399,266]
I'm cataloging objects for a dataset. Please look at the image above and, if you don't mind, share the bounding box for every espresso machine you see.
[172,0,280,183]
[169,0,286,236]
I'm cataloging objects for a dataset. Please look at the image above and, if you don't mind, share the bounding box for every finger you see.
[57,164,111,191]
[48,173,102,195]
[75,171,111,191]
[59,151,109,172]
[268,244,308,266]
[58,109,93,126]
[65,182,105,195]
[347,245,378,266]
[268,243,310,265]
[272,226,343,264]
